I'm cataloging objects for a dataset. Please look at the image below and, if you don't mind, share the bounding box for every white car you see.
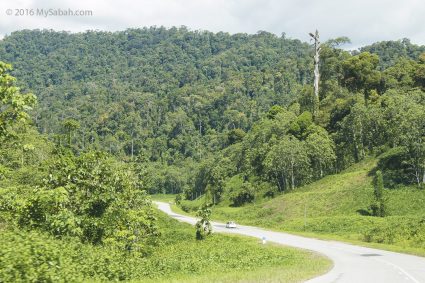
[226,221,237,228]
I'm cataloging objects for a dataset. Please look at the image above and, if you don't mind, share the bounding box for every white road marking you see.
[374,258,420,283]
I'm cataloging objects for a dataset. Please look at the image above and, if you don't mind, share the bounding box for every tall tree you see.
[265,136,310,191]
[342,52,381,102]
[0,61,36,139]
[62,118,80,147]
[306,127,336,178]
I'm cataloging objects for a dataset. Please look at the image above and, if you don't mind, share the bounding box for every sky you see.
[1,0,424,49]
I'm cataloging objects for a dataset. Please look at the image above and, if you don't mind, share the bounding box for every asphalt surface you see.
[154,201,425,283]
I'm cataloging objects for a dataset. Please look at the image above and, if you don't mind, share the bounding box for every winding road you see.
[154,201,425,283]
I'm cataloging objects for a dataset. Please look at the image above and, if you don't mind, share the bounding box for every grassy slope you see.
[0,208,331,282]
[168,158,425,256]
[145,211,331,283]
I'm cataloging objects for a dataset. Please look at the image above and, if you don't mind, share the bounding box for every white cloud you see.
[0,0,424,48]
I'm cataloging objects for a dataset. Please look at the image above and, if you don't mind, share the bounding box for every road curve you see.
[154,201,425,283]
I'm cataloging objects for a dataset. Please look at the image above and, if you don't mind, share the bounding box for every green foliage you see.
[11,151,158,251]
[0,29,312,161]
[377,147,410,186]
[62,118,80,147]
[140,161,190,195]
[416,53,425,89]
[0,230,85,282]
[2,29,425,277]
[375,91,425,187]
[180,198,205,213]
[178,159,425,254]
[370,170,387,217]
[187,104,337,203]
[191,155,237,203]
[0,36,350,282]
[382,58,419,90]
[305,126,336,178]
[362,216,425,248]
[2,29,425,200]
[0,61,36,140]
[227,128,246,145]
[0,212,330,282]
[360,38,425,69]
[265,136,311,191]
[228,179,255,207]
[195,203,212,240]
[288,111,312,138]
[341,52,381,98]
[266,105,285,119]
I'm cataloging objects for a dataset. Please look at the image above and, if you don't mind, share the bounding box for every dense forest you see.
[0,27,424,280]
[0,28,424,205]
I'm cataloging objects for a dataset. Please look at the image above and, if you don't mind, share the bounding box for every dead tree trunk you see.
[309,30,321,114]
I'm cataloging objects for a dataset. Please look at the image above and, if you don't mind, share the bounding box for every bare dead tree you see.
[309,30,321,101]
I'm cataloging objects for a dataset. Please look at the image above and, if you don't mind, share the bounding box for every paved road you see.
[154,201,425,283]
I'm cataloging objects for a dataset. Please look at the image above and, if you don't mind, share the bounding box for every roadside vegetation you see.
[0,210,331,282]
[174,158,425,256]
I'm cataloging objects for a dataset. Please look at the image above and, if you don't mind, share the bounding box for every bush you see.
[230,182,255,206]
[281,215,381,235]
[180,198,204,212]
[0,230,83,282]
[0,229,150,282]
[3,151,158,252]
[369,170,387,217]
[195,204,212,240]
[362,216,425,248]
[224,175,255,206]
[377,147,412,187]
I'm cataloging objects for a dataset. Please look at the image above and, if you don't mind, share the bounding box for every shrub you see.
[224,175,255,206]
[230,182,255,206]
[363,216,425,248]
[0,230,83,282]
[5,151,158,252]
[370,170,387,217]
[377,147,412,187]
[195,204,212,240]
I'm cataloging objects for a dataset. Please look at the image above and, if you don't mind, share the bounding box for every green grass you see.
[168,158,425,257]
[150,194,177,203]
[140,253,330,283]
[0,208,331,282]
[139,238,331,283]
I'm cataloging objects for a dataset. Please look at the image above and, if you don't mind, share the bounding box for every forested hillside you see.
[359,38,425,69]
[0,28,424,203]
[0,28,311,159]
